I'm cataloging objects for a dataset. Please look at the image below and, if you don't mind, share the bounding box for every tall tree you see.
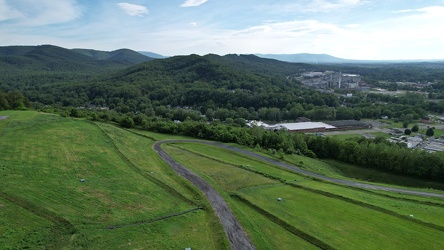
[426,127,435,137]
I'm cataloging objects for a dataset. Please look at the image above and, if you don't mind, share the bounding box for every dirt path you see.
[153,141,255,250]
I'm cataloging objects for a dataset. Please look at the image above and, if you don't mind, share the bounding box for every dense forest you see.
[2,45,444,124]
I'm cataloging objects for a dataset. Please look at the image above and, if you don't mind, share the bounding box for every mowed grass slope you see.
[239,185,443,249]
[163,144,318,250]
[165,142,444,249]
[0,111,227,249]
[0,196,55,249]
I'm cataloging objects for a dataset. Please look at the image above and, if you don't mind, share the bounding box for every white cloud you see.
[117,3,149,17]
[411,6,444,18]
[157,12,443,60]
[0,0,81,25]
[396,6,444,16]
[180,0,208,7]
[258,0,365,14]
[394,9,414,14]
[307,0,365,12]
[233,20,343,38]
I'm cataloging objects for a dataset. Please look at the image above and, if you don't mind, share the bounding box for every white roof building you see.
[270,122,336,132]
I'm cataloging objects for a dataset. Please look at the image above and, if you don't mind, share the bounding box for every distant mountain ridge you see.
[256,53,352,64]
[256,53,444,64]
[0,45,156,72]
[138,51,167,59]
[73,48,155,64]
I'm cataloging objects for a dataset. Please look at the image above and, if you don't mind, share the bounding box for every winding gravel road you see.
[154,139,444,249]
[153,141,255,250]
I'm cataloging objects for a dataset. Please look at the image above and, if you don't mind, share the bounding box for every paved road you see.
[153,141,255,250]
[157,139,444,199]
[154,139,444,249]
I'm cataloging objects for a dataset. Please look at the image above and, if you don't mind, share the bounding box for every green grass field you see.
[0,195,56,249]
[0,111,227,249]
[165,142,444,249]
[1,110,444,249]
[239,185,443,249]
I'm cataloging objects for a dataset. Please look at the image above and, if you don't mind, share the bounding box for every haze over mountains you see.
[137,51,167,59]
[255,53,351,64]
[256,53,444,64]
[1,44,442,68]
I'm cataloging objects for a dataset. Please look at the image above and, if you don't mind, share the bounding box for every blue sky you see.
[1,0,444,60]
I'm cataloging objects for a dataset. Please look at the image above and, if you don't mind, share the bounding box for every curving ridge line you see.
[153,140,255,250]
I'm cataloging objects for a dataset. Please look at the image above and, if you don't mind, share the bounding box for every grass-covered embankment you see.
[164,142,444,249]
[0,111,227,249]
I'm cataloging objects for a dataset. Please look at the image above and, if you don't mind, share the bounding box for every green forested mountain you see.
[0,45,158,94]
[72,48,154,64]
[0,45,153,71]
[21,53,339,115]
[2,45,444,122]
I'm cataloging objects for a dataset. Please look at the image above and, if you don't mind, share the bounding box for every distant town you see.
[293,70,434,93]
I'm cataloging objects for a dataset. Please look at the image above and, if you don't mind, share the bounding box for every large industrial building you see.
[248,120,371,133]
[271,122,336,133]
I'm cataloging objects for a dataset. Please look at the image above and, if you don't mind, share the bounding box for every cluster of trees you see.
[0,90,30,110]
[307,136,443,180]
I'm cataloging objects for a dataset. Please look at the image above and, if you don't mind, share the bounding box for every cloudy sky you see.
[1,0,444,60]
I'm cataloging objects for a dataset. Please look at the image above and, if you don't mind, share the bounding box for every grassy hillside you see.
[1,111,443,249]
[0,111,227,249]
[164,143,444,249]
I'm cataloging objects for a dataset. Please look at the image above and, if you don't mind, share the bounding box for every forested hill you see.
[0,52,340,114]
[207,54,307,77]
[40,53,336,111]
[0,45,154,71]
[0,45,157,92]
[72,48,154,64]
